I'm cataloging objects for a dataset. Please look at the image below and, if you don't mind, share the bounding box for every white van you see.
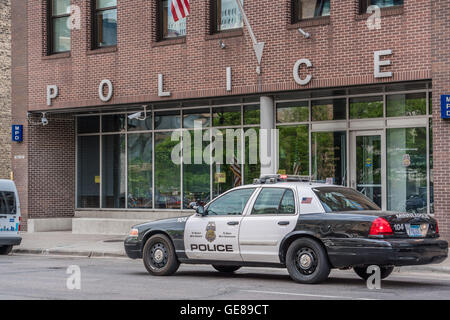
[0,180,21,255]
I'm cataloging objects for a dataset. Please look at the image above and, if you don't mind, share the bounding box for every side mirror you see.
[196,206,207,216]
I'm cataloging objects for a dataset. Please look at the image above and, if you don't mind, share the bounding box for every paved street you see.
[1,254,450,300]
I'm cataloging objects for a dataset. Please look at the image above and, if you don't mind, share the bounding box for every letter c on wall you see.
[293,59,313,86]
[99,79,113,102]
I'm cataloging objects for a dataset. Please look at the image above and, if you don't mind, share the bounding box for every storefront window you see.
[312,99,346,121]
[159,0,186,40]
[77,136,100,208]
[387,128,427,213]
[102,114,126,132]
[128,133,153,209]
[277,102,309,123]
[155,111,181,130]
[312,131,347,185]
[293,0,330,22]
[102,134,126,208]
[213,129,242,197]
[213,106,241,127]
[244,105,260,125]
[430,119,434,213]
[244,128,260,184]
[278,125,309,175]
[350,96,383,119]
[183,108,211,128]
[128,114,152,131]
[155,132,181,209]
[183,131,211,209]
[386,93,427,117]
[77,116,100,134]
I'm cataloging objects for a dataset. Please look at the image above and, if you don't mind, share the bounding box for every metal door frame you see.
[350,130,386,211]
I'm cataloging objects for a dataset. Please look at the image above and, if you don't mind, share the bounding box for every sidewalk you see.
[10,232,450,274]
[12,232,126,258]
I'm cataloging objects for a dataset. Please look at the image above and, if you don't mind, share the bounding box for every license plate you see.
[407,224,423,237]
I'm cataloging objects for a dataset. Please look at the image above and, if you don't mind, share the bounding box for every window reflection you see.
[128,133,153,209]
[215,0,243,32]
[102,134,126,208]
[294,0,330,21]
[387,128,427,213]
[161,0,186,39]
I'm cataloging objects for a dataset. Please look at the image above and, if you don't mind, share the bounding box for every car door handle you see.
[227,221,239,226]
[278,221,290,226]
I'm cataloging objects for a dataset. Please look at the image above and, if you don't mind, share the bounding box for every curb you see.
[12,248,127,258]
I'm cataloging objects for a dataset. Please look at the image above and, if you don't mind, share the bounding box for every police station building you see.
[10,0,450,237]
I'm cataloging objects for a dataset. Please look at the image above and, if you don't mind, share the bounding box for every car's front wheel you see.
[142,234,180,276]
[0,245,13,255]
[286,238,330,284]
[353,266,394,280]
[212,265,241,273]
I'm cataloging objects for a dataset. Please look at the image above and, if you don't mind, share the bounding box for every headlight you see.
[129,228,139,237]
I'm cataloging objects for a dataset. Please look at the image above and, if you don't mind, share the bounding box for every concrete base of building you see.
[71,210,190,235]
[27,218,73,233]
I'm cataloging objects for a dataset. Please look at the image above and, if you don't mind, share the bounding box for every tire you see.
[212,265,241,273]
[142,234,180,276]
[0,245,13,255]
[354,266,394,281]
[286,238,330,284]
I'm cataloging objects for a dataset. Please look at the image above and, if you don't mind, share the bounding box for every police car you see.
[124,175,448,284]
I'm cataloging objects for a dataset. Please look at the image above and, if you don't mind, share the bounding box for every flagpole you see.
[234,0,265,66]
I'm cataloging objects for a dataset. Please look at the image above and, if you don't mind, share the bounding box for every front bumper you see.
[0,235,22,246]
[327,238,448,268]
[124,237,142,259]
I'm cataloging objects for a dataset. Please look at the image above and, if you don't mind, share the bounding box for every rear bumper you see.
[327,238,448,268]
[124,237,142,259]
[0,235,22,246]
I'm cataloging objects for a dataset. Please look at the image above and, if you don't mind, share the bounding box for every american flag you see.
[171,0,190,22]
[229,156,242,187]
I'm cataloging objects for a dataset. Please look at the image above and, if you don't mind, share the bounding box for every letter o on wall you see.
[99,79,113,102]
[293,59,313,86]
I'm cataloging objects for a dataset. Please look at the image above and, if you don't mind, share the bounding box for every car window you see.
[0,191,16,215]
[312,187,380,213]
[252,188,296,215]
[207,188,256,216]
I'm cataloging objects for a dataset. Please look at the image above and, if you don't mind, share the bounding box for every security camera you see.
[219,40,226,49]
[298,28,311,39]
[128,112,143,120]
[41,112,48,126]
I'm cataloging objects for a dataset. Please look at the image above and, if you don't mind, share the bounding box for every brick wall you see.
[432,0,450,240]
[26,0,431,111]
[0,0,11,180]
[28,114,75,220]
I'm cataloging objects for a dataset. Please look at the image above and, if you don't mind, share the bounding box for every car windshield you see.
[312,187,380,213]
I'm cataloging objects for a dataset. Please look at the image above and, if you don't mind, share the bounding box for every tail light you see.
[436,222,439,234]
[369,217,393,236]
[18,217,21,231]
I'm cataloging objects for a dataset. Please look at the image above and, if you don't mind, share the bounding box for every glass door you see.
[350,130,385,210]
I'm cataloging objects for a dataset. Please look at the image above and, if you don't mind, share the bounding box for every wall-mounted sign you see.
[12,125,23,142]
[441,95,450,119]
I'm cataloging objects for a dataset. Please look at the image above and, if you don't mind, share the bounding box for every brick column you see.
[432,0,450,240]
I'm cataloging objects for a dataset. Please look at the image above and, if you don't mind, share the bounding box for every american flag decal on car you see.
[302,197,312,204]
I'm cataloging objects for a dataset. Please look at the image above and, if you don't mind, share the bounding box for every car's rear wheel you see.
[286,238,330,284]
[143,234,180,276]
[353,266,394,280]
[0,245,13,255]
[212,265,241,273]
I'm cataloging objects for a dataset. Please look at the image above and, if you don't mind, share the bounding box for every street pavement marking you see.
[241,289,377,300]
